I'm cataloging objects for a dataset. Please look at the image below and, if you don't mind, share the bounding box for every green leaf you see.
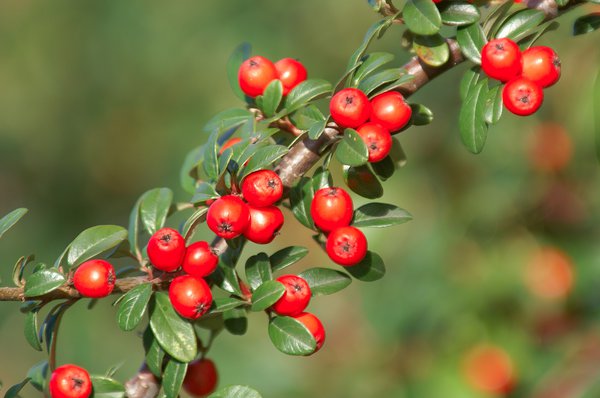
[209,297,247,314]
[290,105,326,130]
[67,225,127,269]
[345,251,386,282]
[190,183,219,205]
[204,108,254,134]
[149,292,197,363]
[346,14,398,73]
[413,34,449,67]
[24,309,42,351]
[4,378,30,398]
[24,269,65,297]
[483,1,515,37]
[307,118,328,140]
[202,129,220,180]
[496,9,545,42]
[298,268,352,296]
[251,280,285,311]
[26,361,48,392]
[460,66,481,101]
[352,52,395,87]
[573,13,600,35]
[353,203,413,227]
[457,23,487,64]
[90,376,126,398]
[270,246,309,272]
[260,80,283,117]
[370,156,395,181]
[409,103,434,126]
[143,327,165,378]
[0,208,27,240]
[227,43,251,102]
[459,79,489,154]
[439,1,480,26]
[223,308,248,335]
[403,0,442,35]
[312,167,333,191]
[367,74,415,99]
[343,165,383,199]
[484,85,503,125]
[520,21,560,49]
[289,177,315,229]
[209,385,263,398]
[117,283,153,332]
[284,79,332,113]
[335,129,369,167]
[245,253,272,290]
[162,359,187,398]
[140,188,173,235]
[12,254,34,287]
[128,196,143,257]
[180,144,205,194]
[357,68,404,95]
[239,145,288,180]
[208,262,243,297]
[268,316,316,356]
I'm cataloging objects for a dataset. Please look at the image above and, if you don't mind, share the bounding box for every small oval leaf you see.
[268,316,316,356]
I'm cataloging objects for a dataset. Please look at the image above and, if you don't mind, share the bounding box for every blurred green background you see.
[1,1,599,397]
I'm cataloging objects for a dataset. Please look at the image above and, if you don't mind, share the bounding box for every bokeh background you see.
[1,1,599,397]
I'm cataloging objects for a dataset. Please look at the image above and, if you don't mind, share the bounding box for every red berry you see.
[183,358,218,397]
[291,312,325,353]
[369,91,412,133]
[271,275,311,316]
[241,169,283,207]
[275,58,307,96]
[49,364,92,398]
[329,88,371,129]
[147,228,186,272]
[169,275,213,320]
[481,38,523,82]
[356,123,392,162]
[310,187,354,233]
[206,195,250,239]
[502,77,544,116]
[219,137,242,155]
[521,46,561,88]
[238,56,277,97]
[182,241,219,278]
[73,259,115,298]
[326,226,368,266]
[244,205,284,244]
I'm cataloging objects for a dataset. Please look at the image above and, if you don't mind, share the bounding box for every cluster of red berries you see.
[481,38,561,116]
[206,169,284,244]
[330,88,411,163]
[310,186,368,266]
[271,274,326,352]
[238,55,307,97]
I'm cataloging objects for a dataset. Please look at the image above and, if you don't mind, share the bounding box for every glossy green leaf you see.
[117,283,153,332]
[26,361,48,392]
[370,156,395,181]
[143,327,165,378]
[299,268,352,296]
[67,225,127,269]
[409,103,434,126]
[239,145,288,180]
[367,73,415,99]
[0,208,27,240]
[209,385,262,398]
[162,359,187,398]
[208,262,243,297]
[202,129,220,180]
[227,43,251,102]
[343,165,383,199]
[483,1,515,37]
[261,80,283,117]
[573,13,600,35]
[24,309,42,351]
[269,316,316,356]
[496,9,545,41]
[484,85,503,125]
[291,105,326,130]
[312,167,333,191]
[245,253,272,290]
[403,0,442,35]
[284,79,332,113]
[413,34,449,67]
[181,207,208,241]
[520,21,559,49]
[346,14,398,73]
[140,188,173,235]
[180,144,205,193]
[459,80,489,154]
[209,297,247,314]
[251,280,285,311]
[12,254,34,287]
[24,269,65,297]
[270,246,309,272]
[457,23,487,64]
[308,118,328,140]
[335,129,369,167]
[345,251,386,282]
[128,195,143,257]
[90,376,126,398]
[223,308,248,335]
[358,68,404,95]
[352,52,395,87]
[459,67,481,101]
[4,378,30,398]
[289,177,315,229]
[204,108,253,134]
[149,292,197,363]
[190,182,219,204]
[353,203,413,227]
[439,1,480,26]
